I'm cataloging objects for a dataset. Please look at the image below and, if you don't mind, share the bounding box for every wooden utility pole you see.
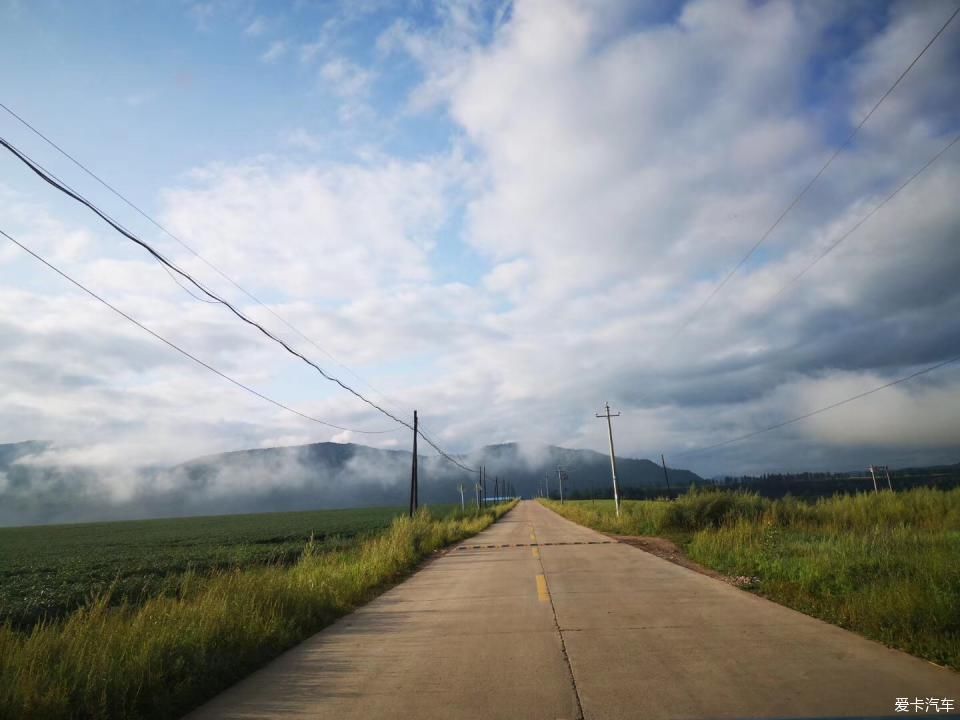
[409,410,418,517]
[596,402,623,517]
[661,454,671,493]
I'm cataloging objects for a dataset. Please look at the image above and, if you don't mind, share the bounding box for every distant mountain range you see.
[0,440,701,526]
[179,440,703,503]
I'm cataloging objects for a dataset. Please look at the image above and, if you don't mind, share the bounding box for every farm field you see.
[0,502,514,719]
[543,488,960,670]
[0,505,455,629]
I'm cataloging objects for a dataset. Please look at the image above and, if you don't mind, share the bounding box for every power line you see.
[0,100,413,418]
[415,423,478,475]
[0,136,479,473]
[0,228,397,435]
[0,125,221,308]
[671,134,960,450]
[160,262,222,304]
[0,134,404,421]
[675,354,960,456]
[669,4,959,339]
[765,133,960,305]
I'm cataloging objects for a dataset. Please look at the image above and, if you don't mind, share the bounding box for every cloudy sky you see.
[1,0,959,478]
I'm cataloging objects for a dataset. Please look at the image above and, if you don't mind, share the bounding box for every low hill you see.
[0,440,701,525]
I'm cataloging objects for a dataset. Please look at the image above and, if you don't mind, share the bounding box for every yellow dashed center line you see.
[536,574,550,602]
[532,547,540,558]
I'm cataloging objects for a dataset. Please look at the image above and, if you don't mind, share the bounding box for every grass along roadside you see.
[541,489,960,670]
[0,502,516,720]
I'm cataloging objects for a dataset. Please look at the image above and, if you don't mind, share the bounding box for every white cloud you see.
[260,40,288,63]
[374,0,960,471]
[124,90,158,107]
[283,128,324,152]
[244,16,266,37]
[159,154,457,301]
[188,2,216,30]
[299,41,324,64]
[320,58,373,97]
[3,0,960,499]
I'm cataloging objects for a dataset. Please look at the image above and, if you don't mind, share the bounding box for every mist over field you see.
[0,440,701,526]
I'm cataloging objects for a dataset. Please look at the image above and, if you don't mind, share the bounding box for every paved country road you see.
[187,501,960,719]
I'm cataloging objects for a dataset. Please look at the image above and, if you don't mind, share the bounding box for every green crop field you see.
[0,502,516,719]
[0,506,430,629]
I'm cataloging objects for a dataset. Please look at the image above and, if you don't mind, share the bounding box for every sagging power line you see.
[675,354,960,457]
[667,4,959,340]
[0,228,397,435]
[763,133,960,307]
[0,101,411,420]
[0,136,479,475]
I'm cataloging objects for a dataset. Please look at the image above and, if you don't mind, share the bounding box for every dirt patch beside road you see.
[608,534,758,588]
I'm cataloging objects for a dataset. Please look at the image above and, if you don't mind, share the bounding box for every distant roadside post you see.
[869,465,893,492]
[409,410,418,517]
[596,402,622,517]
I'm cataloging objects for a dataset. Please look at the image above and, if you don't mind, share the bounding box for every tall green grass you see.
[542,490,766,536]
[543,489,960,669]
[0,502,516,720]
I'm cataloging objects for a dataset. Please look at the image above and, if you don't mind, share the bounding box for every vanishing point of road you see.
[188,500,960,719]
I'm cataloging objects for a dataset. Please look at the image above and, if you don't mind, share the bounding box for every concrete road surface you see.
[187,501,960,719]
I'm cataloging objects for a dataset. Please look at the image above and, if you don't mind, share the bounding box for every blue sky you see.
[1,0,959,491]
[1,2,457,198]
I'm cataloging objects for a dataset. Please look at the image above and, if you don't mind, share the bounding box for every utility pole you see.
[871,464,892,491]
[545,472,551,500]
[409,410,418,517]
[661,453,671,494]
[557,467,565,504]
[495,475,499,502]
[596,402,622,517]
[458,482,465,510]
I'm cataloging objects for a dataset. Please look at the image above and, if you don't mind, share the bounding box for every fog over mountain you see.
[0,440,701,527]
[3,1,959,486]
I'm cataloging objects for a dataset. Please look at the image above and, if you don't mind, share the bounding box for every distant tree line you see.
[559,464,960,501]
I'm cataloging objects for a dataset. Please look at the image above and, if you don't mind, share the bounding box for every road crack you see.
[532,523,585,720]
